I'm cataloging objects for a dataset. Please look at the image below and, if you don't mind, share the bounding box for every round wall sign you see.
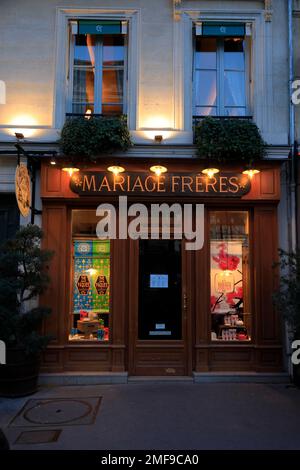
[15,164,31,217]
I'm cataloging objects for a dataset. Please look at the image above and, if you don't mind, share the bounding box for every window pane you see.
[224,71,245,107]
[195,70,217,107]
[72,103,94,114]
[210,211,251,343]
[224,38,245,70]
[195,37,217,69]
[74,35,96,67]
[225,107,246,117]
[102,69,124,113]
[103,35,124,66]
[194,106,217,116]
[73,68,95,103]
[102,104,123,115]
[70,210,111,343]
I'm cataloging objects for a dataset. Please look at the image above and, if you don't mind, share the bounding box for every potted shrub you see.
[273,250,300,386]
[194,117,266,165]
[60,115,132,159]
[0,225,53,397]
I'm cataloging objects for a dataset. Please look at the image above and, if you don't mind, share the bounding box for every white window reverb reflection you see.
[69,33,126,115]
[194,37,248,117]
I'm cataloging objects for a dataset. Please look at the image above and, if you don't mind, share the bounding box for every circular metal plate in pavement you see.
[23,399,93,425]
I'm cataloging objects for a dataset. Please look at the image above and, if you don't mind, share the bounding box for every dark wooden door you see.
[128,238,193,376]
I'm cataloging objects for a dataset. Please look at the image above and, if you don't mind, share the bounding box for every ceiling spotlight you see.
[107,165,125,176]
[242,168,260,179]
[62,163,80,176]
[50,156,56,165]
[202,168,220,179]
[150,165,168,176]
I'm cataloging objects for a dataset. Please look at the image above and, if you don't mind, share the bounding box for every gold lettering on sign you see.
[144,176,156,192]
[195,175,205,193]
[83,175,96,192]
[219,176,228,193]
[132,176,145,192]
[98,176,111,192]
[228,176,240,193]
[157,176,166,192]
[71,172,250,196]
[113,175,125,192]
[205,177,218,192]
[171,176,181,192]
[181,176,193,193]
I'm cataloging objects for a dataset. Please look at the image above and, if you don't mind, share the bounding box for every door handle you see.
[183,293,188,312]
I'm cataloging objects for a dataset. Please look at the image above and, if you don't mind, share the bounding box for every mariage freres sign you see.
[70,172,251,197]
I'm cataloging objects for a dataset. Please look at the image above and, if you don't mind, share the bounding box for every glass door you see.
[129,237,191,376]
[138,240,182,340]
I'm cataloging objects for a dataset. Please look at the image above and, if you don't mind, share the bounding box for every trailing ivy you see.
[194,117,266,163]
[60,115,132,159]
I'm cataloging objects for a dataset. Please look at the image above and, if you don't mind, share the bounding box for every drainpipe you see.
[287,0,296,378]
[288,0,296,253]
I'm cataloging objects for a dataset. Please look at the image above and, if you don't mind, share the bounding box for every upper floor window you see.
[193,31,249,117]
[68,21,127,115]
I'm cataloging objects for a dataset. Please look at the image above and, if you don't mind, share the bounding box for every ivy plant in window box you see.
[60,115,132,159]
[194,117,266,164]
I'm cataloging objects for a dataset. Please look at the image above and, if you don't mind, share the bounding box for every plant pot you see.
[293,363,300,388]
[0,348,40,397]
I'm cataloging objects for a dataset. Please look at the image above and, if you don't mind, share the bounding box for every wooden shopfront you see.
[40,159,283,376]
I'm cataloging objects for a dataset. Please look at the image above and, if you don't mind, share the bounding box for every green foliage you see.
[60,115,132,159]
[0,225,54,356]
[194,117,266,163]
[273,250,300,339]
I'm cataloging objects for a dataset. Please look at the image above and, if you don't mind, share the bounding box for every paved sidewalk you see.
[1,382,300,450]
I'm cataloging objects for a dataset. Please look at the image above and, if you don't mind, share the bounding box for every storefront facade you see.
[0,0,296,378]
[40,160,282,375]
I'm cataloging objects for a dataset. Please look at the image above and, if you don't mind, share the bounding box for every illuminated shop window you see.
[210,211,251,342]
[70,210,111,342]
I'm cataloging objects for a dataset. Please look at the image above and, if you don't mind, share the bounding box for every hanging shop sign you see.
[70,172,251,197]
[15,164,31,217]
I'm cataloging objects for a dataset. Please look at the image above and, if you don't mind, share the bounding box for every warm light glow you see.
[150,165,168,176]
[107,165,125,176]
[9,115,38,138]
[50,160,56,166]
[202,168,220,179]
[86,268,97,276]
[62,166,80,177]
[142,130,173,142]
[85,108,92,120]
[242,168,260,179]
[142,116,172,129]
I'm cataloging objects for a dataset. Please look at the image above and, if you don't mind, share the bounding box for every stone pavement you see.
[0,382,300,450]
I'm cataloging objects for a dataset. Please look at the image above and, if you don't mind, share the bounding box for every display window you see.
[69,210,111,342]
[210,211,251,342]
